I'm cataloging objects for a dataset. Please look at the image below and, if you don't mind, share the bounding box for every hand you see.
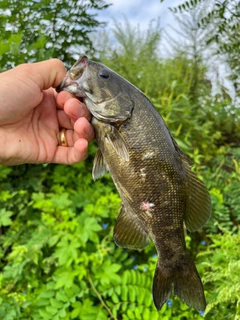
[0,59,94,165]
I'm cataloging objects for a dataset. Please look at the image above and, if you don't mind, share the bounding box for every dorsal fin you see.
[169,128,192,165]
[183,159,211,232]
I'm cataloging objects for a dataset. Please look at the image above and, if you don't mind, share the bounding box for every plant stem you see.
[88,274,118,320]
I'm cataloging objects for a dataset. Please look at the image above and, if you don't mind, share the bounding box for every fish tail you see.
[153,252,206,311]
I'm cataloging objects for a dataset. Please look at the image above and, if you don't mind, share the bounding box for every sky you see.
[96,0,180,31]
[93,0,234,97]
[91,0,183,57]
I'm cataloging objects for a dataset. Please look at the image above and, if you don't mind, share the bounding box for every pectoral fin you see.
[92,149,108,181]
[184,162,211,232]
[106,125,129,162]
[114,205,149,250]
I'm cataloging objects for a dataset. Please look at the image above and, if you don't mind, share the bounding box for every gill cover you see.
[68,56,134,123]
[84,92,134,123]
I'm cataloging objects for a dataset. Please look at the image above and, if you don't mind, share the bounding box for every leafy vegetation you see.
[198,227,240,319]
[0,0,110,70]
[0,0,240,319]
[171,0,240,99]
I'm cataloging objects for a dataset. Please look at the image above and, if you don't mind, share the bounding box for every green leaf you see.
[46,306,58,315]
[0,209,14,226]
[127,309,135,319]
[151,310,161,320]
[21,300,32,308]
[40,290,55,298]
[39,309,53,319]
[58,308,67,318]
[56,292,68,302]
[129,286,136,302]
[133,307,142,320]
[121,285,128,301]
[35,298,50,307]
[112,293,119,304]
[144,293,153,307]
[143,308,150,318]
[71,307,81,319]
[0,166,12,179]
[50,298,63,309]
[49,235,60,247]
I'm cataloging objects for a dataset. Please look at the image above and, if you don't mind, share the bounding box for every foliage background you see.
[0,0,240,319]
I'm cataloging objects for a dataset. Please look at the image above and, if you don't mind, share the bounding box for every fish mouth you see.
[56,54,89,98]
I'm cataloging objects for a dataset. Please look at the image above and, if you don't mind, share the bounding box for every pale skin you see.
[0,59,94,166]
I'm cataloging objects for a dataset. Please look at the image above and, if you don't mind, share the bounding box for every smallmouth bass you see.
[57,55,211,311]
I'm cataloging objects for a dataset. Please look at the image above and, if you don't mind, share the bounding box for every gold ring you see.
[59,128,68,147]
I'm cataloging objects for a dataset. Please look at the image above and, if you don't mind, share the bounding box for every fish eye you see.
[98,69,110,79]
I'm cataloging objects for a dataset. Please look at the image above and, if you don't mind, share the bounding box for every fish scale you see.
[57,54,211,312]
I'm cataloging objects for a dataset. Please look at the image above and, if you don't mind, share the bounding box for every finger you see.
[56,91,73,109]
[57,110,74,129]
[74,117,95,142]
[57,119,94,149]
[57,91,91,122]
[23,59,66,90]
[57,129,82,148]
[52,139,89,164]
[64,98,91,122]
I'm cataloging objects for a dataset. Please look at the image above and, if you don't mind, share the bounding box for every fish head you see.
[57,54,134,123]
[56,54,88,97]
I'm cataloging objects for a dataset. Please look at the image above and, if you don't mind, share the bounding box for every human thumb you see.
[25,59,66,90]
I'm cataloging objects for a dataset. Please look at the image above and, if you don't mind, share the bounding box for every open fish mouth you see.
[56,55,89,97]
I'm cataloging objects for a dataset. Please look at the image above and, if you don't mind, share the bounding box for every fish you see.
[57,55,211,311]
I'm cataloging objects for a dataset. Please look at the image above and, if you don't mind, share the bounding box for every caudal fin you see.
[152,253,206,311]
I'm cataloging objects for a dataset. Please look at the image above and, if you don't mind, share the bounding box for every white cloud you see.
[97,0,179,30]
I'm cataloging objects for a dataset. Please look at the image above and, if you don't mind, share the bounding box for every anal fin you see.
[114,205,149,250]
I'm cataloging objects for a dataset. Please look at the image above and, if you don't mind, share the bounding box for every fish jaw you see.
[56,54,89,97]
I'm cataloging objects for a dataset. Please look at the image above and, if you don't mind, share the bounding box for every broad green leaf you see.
[0,209,14,226]
[35,298,50,307]
[50,298,63,309]
[40,290,55,298]
[56,292,68,302]
[39,309,53,319]
[46,306,58,315]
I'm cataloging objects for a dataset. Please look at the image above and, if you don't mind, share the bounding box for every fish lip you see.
[56,79,84,96]
[55,79,87,105]
[55,82,64,93]
[56,80,87,100]
[56,78,75,93]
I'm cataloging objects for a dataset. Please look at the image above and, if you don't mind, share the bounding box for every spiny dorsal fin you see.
[166,125,192,165]
[114,204,149,250]
[183,159,211,232]
[92,149,108,181]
